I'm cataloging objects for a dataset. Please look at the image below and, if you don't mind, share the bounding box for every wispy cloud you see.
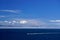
[49,20,60,22]
[0,16,6,18]
[0,10,21,13]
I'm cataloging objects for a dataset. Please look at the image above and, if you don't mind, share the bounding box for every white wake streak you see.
[27,32,60,35]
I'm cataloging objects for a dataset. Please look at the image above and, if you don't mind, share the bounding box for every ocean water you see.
[0,29,60,40]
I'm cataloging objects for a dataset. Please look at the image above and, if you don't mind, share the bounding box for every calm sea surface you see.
[0,29,60,40]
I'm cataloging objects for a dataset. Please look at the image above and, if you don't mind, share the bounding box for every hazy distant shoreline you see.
[0,27,60,29]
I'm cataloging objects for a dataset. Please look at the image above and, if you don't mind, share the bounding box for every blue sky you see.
[0,0,60,27]
[0,0,60,19]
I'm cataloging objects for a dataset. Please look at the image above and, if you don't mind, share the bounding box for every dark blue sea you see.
[0,29,60,40]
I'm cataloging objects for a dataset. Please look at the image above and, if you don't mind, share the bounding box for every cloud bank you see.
[0,19,46,27]
[0,19,60,28]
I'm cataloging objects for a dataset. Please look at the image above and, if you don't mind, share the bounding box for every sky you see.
[0,0,60,27]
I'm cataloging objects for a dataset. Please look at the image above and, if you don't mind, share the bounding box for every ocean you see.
[0,29,60,40]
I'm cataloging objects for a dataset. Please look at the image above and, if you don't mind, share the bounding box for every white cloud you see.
[0,10,21,13]
[20,20,28,24]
